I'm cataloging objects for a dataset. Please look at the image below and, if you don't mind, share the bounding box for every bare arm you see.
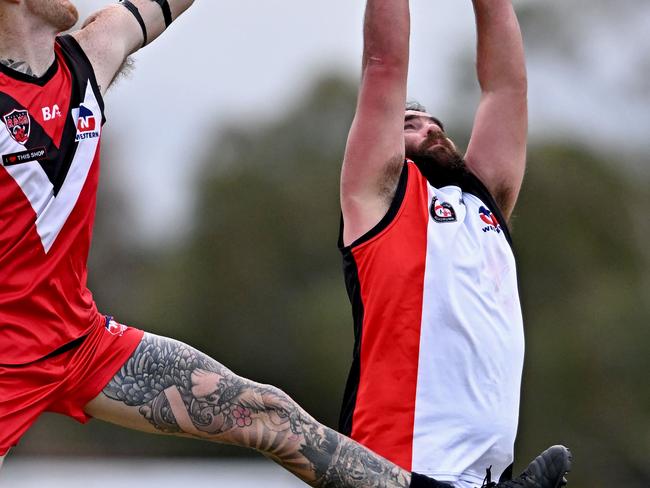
[340,0,410,246]
[71,0,195,94]
[464,0,528,220]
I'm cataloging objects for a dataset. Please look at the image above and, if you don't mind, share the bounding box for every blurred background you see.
[3,1,649,487]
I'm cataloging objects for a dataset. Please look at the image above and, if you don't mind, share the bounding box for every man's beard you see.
[26,0,79,32]
[407,138,465,171]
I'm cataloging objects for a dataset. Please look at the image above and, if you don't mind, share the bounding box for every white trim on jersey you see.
[3,157,55,220]
[1,80,101,253]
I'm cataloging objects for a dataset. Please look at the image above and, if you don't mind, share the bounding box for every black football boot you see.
[480,445,572,488]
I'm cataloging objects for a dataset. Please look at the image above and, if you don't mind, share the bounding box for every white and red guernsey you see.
[338,160,525,486]
[0,36,105,365]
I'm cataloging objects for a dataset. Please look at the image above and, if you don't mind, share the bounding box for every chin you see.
[411,146,463,169]
[61,4,80,30]
[48,0,80,31]
[26,0,78,30]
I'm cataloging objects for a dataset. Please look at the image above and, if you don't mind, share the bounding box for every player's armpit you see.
[340,0,410,246]
[465,0,527,220]
[71,0,194,95]
[340,66,408,247]
[71,6,137,95]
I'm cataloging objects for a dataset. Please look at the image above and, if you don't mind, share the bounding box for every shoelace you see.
[480,465,497,488]
[480,466,528,488]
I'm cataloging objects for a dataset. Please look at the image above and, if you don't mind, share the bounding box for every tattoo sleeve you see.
[104,334,411,487]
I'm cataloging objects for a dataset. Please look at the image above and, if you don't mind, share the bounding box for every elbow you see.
[479,70,528,97]
[361,56,408,82]
[505,74,528,99]
[509,71,528,94]
[362,38,409,73]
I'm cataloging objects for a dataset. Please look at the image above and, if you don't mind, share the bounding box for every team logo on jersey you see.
[3,109,31,145]
[430,197,457,223]
[479,206,501,234]
[106,319,128,337]
[72,104,99,141]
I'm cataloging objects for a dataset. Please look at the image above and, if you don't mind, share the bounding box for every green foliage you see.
[144,76,357,404]
[514,144,650,487]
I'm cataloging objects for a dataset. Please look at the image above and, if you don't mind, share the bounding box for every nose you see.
[425,124,444,138]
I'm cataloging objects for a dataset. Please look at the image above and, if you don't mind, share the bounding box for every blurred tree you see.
[140,75,358,420]
[514,144,650,488]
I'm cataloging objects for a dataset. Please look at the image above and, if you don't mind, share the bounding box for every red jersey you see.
[0,35,106,364]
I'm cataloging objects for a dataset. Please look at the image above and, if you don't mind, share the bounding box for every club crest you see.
[430,196,457,223]
[3,108,31,145]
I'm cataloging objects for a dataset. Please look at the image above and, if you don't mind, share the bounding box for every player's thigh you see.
[84,332,293,443]
[84,386,161,435]
[84,332,215,436]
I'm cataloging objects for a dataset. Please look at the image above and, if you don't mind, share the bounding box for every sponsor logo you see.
[106,319,128,337]
[430,196,457,223]
[72,104,99,141]
[42,104,62,121]
[3,108,31,144]
[479,206,501,234]
[2,146,47,166]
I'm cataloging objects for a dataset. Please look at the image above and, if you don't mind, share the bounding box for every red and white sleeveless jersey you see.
[0,36,105,364]
[339,160,525,486]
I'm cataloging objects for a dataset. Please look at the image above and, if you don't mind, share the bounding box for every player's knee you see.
[228,380,307,454]
[253,382,296,415]
[214,378,304,450]
[231,378,295,419]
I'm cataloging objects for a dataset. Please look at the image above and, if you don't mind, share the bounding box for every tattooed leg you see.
[85,333,411,488]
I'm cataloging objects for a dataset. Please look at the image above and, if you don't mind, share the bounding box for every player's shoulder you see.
[68,6,139,95]
[56,33,87,60]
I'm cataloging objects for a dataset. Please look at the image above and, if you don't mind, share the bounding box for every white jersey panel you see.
[411,183,525,485]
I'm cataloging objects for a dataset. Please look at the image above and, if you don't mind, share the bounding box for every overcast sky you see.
[75,1,649,243]
[74,1,473,241]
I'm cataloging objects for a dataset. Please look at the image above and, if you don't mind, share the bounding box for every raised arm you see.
[71,0,195,94]
[340,0,410,246]
[464,0,528,220]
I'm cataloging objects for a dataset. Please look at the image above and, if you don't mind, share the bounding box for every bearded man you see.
[338,1,572,487]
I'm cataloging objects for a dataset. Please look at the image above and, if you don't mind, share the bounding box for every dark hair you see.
[405,100,445,131]
[405,100,428,112]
